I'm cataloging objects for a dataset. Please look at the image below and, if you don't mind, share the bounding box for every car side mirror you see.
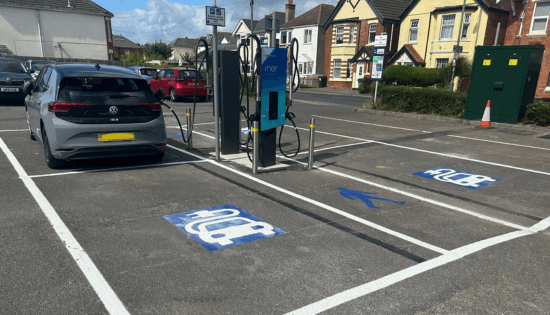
[23,82,34,95]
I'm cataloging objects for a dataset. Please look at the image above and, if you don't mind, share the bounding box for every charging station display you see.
[260,48,287,131]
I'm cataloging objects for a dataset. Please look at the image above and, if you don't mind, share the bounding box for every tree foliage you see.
[145,41,173,60]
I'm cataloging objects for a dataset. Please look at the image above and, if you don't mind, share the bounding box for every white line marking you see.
[447,135,550,151]
[285,216,550,315]
[167,122,215,127]
[166,144,449,255]
[280,156,525,230]
[297,142,372,155]
[293,126,550,177]
[294,100,350,107]
[0,137,129,315]
[28,160,207,178]
[312,115,432,133]
[0,129,27,132]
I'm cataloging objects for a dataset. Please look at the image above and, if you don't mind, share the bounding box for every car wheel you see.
[169,89,180,102]
[26,109,36,141]
[43,131,64,169]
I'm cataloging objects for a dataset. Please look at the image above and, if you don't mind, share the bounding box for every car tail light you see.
[175,83,183,89]
[133,103,162,111]
[48,102,93,113]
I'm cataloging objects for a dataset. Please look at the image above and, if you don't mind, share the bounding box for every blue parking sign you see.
[164,205,285,251]
[210,8,215,14]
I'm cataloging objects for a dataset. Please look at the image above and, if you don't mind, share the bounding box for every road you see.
[1,89,550,314]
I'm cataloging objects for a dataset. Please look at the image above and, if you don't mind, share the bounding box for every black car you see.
[0,57,33,104]
[25,60,56,80]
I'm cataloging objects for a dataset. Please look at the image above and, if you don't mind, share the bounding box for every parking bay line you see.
[0,129,27,132]
[166,144,449,255]
[28,160,208,178]
[313,115,550,152]
[292,126,550,177]
[0,137,130,315]
[286,215,550,315]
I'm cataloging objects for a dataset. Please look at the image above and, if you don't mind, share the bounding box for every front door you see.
[354,62,365,88]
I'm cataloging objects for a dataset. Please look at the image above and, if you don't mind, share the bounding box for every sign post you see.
[371,34,387,104]
[206,3,225,161]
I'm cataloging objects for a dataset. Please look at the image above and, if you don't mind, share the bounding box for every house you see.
[390,0,510,69]
[253,11,286,46]
[0,0,115,60]
[232,18,259,74]
[504,0,550,99]
[168,37,200,65]
[113,34,144,57]
[323,0,411,89]
[280,3,335,80]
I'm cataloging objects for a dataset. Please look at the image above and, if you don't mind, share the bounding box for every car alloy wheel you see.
[170,89,180,102]
[43,131,64,169]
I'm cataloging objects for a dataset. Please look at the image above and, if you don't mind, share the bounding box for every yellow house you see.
[390,0,510,68]
[323,0,411,89]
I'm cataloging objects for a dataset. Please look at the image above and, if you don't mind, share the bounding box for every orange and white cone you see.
[479,100,491,127]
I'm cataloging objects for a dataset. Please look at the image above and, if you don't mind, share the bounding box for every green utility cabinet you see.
[464,45,544,124]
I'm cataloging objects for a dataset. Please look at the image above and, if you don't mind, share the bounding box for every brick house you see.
[504,0,550,99]
[113,35,144,57]
[323,0,410,89]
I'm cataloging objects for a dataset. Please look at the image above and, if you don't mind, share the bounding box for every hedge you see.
[373,85,467,117]
[382,65,448,88]
[523,100,550,126]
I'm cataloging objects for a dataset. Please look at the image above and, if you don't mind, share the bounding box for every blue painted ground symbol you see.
[338,188,405,209]
[164,205,285,251]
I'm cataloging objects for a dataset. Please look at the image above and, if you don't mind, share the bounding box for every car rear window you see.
[59,77,153,98]
[177,70,205,80]
[31,62,53,71]
[0,62,26,73]
[140,69,157,76]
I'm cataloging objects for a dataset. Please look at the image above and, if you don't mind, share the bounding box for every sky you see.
[92,0,339,45]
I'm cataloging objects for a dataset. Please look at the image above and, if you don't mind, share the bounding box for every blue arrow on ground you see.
[338,188,405,209]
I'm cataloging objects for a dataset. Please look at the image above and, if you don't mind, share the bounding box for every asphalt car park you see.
[2,92,550,314]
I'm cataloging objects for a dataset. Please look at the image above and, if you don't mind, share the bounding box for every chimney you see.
[285,0,295,23]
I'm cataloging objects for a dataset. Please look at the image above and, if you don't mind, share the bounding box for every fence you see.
[14,56,133,67]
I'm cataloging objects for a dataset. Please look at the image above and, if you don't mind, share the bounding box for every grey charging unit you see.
[218,50,241,154]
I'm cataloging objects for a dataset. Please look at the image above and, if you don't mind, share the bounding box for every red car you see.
[149,68,207,102]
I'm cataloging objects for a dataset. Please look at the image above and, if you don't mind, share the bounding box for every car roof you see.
[52,63,143,79]
[128,66,156,70]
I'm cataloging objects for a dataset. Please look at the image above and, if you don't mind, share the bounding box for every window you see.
[304,29,312,44]
[461,14,471,39]
[281,31,292,44]
[114,37,119,41]
[369,24,377,43]
[240,37,250,46]
[333,59,341,78]
[308,62,313,74]
[358,65,363,77]
[349,25,355,44]
[125,49,130,55]
[298,64,303,74]
[336,26,344,44]
[346,61,351,78]
[436,58,449,68]
[106,18,112,42]
[530,2,550,33]
[164,70,175,78]
[440,15,455,39]
[409,20,419,42]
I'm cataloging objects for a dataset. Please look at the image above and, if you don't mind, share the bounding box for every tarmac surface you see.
[1,88,550,314]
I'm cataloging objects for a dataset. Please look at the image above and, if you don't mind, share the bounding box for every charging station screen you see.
[260,48,287,131]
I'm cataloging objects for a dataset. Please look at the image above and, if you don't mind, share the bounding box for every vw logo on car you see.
[109,106,118,115]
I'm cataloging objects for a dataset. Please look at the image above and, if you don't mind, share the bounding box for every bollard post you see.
[186,108,193,150]
[253,121,259,175]
[308,117,316,170]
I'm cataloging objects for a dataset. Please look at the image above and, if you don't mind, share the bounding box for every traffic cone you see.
[479,100,491,127]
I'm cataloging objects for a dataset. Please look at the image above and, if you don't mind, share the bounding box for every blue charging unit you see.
[260,48,287,131]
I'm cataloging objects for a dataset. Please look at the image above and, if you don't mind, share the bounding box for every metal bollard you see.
[308,118,316,170]
[186,108,193,150]
[252,121,259,175]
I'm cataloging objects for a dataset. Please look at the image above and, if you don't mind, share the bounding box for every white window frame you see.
[440,15,455,40]
[336,26,344,44]
[461,14,471,39]
[304,29,312,44]
[106,18,112,43]
[333,59,341,78]
[368,24,377,43]
[349,25,355,44]
[409,19,419,42]
[436,58,449,68]
[530,1,550,34]
[125,49,130,55]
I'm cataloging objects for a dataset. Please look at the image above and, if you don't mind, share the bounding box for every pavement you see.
[1,89,550,314]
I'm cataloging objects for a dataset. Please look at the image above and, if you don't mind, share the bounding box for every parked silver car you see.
[25,63,166,169]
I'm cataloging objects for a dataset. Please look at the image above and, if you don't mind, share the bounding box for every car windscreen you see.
[177,70,205,80]
[31,62,53,71]
[0,62,26,73]
[58,77,155,102]
[139,69,157,76]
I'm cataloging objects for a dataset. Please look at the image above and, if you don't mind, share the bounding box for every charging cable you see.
[278,38,301,158]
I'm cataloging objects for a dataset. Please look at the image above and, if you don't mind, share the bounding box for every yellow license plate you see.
[98,132,135,142]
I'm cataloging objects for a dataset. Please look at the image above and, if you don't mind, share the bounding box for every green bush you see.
[373,85,467,117]
[383,65,448,88]
[358,78,373,94]
[524,100,550,126]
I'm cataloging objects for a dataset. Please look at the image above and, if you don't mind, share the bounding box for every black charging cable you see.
[278,37,301,158]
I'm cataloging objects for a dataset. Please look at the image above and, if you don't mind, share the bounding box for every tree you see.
[146,40,173,60]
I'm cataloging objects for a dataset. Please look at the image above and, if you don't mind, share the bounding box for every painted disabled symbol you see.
[413,167,501,189]
[164,205,285,251]
[338,188,405,209]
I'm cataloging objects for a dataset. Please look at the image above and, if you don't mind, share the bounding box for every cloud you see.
[111,0,339,44]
